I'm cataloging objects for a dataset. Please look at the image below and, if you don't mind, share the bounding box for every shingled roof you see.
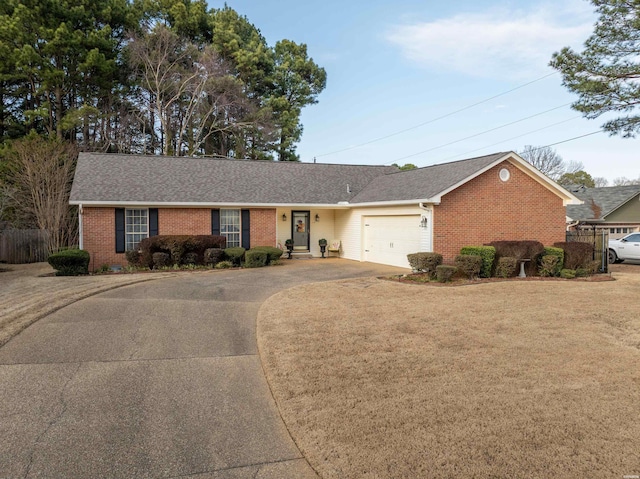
[566,185,640,220]
[70,153,398,205]
[70,151,580,206]
[350,152,508,203]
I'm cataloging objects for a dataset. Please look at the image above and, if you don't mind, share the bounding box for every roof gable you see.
[566,185,640,221]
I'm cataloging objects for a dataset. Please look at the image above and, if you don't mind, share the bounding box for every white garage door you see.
[363,215,422,268]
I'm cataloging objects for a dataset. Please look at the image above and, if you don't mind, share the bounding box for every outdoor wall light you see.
[282,213,287,222]
[315,214,320,222]
[420,216,428,228]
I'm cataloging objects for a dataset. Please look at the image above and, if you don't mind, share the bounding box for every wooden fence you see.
[0,229,50,264]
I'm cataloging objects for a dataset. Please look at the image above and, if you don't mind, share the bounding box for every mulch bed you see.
[384,272,615,286]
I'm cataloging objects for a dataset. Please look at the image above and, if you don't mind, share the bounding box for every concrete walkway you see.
[0,259,406,479]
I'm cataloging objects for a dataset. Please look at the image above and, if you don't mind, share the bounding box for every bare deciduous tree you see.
[128,25,265,157]
[612,176,640,186]
[518,145,566,180]
[593,177,609,187]
[6,136,78,253]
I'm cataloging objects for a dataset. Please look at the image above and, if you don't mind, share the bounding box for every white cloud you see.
[386,2,595,79]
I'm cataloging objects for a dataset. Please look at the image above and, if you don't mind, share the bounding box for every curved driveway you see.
[0,259,405,479]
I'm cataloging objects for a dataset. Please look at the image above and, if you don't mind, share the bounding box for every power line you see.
[536,130,603,148]
[387,103,572,164]
[314,72,558,158]
[435,116,582,163]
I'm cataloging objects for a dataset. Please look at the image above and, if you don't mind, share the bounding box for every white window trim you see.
[220,209,241,248]
[125,208,149,251]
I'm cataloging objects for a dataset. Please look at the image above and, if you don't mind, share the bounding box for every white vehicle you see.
[608,232,640,263]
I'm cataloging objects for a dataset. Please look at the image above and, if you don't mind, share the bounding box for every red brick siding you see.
[82,207,125,271]
[250,209,276,247]
[82,207,276,270]
[433,162,566,262]
[158,208,211,235]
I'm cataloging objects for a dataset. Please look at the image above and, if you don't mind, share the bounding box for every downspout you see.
[78,204,83,250]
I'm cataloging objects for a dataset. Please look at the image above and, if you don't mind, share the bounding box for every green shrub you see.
[97,264,110,273]
[575,267,590,278]
[541,247,564,275]
[487,241,545,277]
[495,257,518,278]
[460,246,495,278]
[560,268,576,279]
[214,260,234,269]
[252,246,284,264]
[224,247,246,266]
[138,235,226,267]
[539,255,560,277]
[47,249,90,276]
[245,249,268,268]
[204,248,225,266]
[436,265,457,283]
[125,249,141,266]
[407,252,443,278]
[553,242,593,270]
[152,252,171,268]
[455,254,482,279]
[183,252,198,265]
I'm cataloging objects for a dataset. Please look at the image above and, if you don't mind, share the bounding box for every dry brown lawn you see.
[257,273,640,479]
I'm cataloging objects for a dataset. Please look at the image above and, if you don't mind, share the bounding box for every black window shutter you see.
[115,208,125,253]
[149,208,159,236]
[241,209,250,249]
[211,209,220,235]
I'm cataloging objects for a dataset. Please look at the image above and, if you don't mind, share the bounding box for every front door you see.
[292,211,310,251]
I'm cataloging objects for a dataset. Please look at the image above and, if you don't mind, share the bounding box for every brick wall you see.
[433,161,566,262]
[82,207,276,270]
[250,209,276,247]
[158,208,211,235]
[82,207,124,271]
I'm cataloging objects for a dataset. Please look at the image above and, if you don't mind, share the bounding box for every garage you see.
[362,215,423,268]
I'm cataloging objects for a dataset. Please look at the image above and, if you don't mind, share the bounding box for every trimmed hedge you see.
[560,268,576,279]
[486,241,544,277]
[539,255,560,277]
[152,252,171,268]
[436,265,457,283]
[183,252,198,265]
[455,254,482,279]
[252,246,284,264]
[204,248,225,266]
[542,247,564,275]
[407,252,443,278]
[553,242,593,270]
[48,249,90,276]
[244,249,269,268]
[138,235,226,267]
[125,249,142,267]
[495,257,517,278]
[460,246,495,278]
[224,247,246,266]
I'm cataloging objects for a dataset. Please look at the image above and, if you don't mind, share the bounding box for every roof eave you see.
[70,200,353,209]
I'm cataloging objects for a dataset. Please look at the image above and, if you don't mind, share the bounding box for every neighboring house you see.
[566,185,640,239]
[69,151,581,270]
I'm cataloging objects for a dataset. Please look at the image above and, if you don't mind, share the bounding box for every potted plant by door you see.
[285,239,294,259]
[318,238,328,258]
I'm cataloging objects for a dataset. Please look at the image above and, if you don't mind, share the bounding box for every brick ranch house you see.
[69,151,582,270]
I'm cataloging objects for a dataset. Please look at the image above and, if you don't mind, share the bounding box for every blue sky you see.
[210,0,638,183]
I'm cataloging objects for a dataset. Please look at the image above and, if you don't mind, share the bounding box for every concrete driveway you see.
[0,259,405,479]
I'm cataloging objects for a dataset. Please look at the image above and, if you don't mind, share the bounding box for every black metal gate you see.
[565,228,609,273]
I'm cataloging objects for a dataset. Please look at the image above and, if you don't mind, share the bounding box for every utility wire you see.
[435,116,582,163]
[314,72,558,158]
[387,103,572,164]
